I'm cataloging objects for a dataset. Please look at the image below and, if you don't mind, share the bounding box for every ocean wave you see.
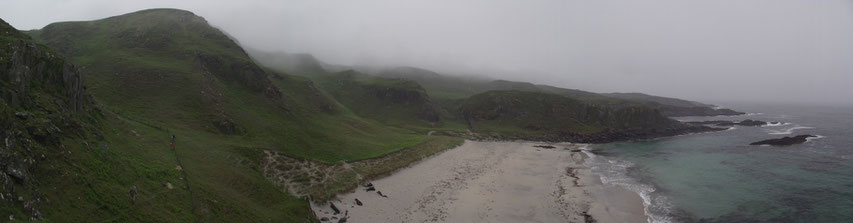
[762,122,790,127]
[766,126,814,135]
[806,135,826,142]
[583,150,675,223]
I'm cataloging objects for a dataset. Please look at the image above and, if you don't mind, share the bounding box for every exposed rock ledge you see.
[750,135,817,146]
[686,119,780,127]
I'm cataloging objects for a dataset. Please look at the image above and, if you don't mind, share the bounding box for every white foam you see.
[806,135,826,142]
[762,122,790,127]
[767,126,814,135]
[585,151,674,223]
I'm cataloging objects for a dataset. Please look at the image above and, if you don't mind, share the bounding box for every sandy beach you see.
[312,140,647,223]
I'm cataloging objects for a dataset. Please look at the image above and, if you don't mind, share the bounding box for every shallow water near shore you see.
[312,140,647,222]
[589,103,853,222]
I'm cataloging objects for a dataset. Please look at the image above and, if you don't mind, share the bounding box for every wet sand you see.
[312,140,647,223]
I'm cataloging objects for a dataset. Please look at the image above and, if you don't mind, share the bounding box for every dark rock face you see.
[1,18,94,221]
[364,85,440,122]
[195,53,283,102]
[661,107,745,117]
[1,40,86,112]
[750,135,816,146]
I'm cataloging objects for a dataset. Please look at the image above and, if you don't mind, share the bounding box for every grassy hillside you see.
[306,70,441,128]
[17,8,463,222]
[460,91,682,139]
[370,66,743,117]
[27,8,439,162]
[3,13,322,222]
[6,7,726,222]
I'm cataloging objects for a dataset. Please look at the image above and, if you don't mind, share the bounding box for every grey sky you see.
[3,0,852,105]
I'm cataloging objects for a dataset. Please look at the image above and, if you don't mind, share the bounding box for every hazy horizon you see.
[3,0,851,106]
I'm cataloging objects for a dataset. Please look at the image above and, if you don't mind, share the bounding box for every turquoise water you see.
[587,103,853,222]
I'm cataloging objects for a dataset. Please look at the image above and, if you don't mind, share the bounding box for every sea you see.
[585,102,853,223]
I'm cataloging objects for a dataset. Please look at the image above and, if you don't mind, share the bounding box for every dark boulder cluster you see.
[750,135,817,146]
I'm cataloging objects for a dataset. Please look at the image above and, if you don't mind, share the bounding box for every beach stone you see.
[330,202,340,214]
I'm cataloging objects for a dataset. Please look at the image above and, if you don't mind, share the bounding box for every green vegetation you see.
[461,90,680,138]
[2,7,728,222]
[303,70,441,128]
[5,8,462,222]
[368,65,742,117]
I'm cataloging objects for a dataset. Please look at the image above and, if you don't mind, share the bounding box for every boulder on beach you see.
[750,135,817,146]
[330,202,340,214]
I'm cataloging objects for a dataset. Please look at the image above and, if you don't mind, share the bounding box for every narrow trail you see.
[170,135,200,221]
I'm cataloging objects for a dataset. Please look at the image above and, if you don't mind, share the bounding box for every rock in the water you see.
[337,217,348,223]
[365,186,375,192]
[736,119,767,126]
[354,198,362,206]
[377,191,388,198]
[320,217,329,221]
[750,135,816,146]
[533,145,555,149]
[363,182,373,187]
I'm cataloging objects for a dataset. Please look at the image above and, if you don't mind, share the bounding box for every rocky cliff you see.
[458,91,718,142]
[1,18,95,220]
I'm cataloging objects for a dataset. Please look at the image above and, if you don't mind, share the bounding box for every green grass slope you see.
[27,8,436,162]
[460,90,684,140]
[16,8,462,222]
[372,66,743,117]
[4,15,317,222]
[278,68,443,129]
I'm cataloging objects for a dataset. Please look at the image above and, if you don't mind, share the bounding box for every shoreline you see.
[311,140,648,222]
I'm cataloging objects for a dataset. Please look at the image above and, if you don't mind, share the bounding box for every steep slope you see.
[372,66,743,117]
[459,91,715,142]
[247,49,328,75]
[1,18,95,220]
[4,16,321,222]
[20,8,462,222]
[245,52,444,128]
[310,70,440,127]
[28,8,436,161]
[604,92,743,116]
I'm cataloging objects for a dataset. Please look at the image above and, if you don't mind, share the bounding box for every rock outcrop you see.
[750,135,816,146]
[687,119,776,127]
[458,90,723,143]
[1,18,94,220]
